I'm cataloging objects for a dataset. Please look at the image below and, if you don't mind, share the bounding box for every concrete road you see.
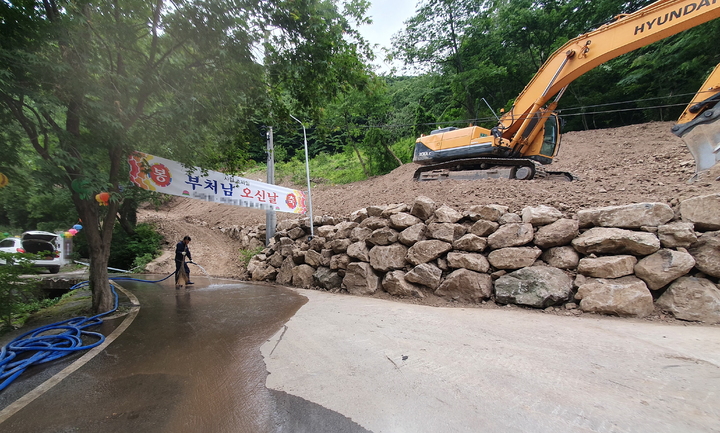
[262,289,720,433]
[0,278,369,433]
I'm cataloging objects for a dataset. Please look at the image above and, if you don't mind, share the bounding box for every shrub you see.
[0,252,41,328]
[239,246,264,266]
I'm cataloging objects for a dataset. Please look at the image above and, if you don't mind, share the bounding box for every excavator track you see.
[413,158,574,181]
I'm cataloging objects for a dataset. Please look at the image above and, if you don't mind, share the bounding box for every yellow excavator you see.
[413,0,720,181]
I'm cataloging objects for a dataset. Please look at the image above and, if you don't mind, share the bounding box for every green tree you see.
[392,0,486,119]
[1,0,375,313]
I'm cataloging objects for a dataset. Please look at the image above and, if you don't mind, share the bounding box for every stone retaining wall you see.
[244,193,720,324]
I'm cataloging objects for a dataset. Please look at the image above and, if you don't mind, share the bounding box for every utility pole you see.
[265,127,276,245]
[290,115,314,239]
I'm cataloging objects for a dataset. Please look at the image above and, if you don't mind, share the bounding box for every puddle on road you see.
[1,279,371,433]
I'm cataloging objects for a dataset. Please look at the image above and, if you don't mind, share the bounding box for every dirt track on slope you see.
[138,121,720,280]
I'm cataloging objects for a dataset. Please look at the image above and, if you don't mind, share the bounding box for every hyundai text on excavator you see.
[413,0,720,181]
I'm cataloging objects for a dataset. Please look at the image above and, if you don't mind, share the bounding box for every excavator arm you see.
[502,0,720,158]
[671,64,720,174]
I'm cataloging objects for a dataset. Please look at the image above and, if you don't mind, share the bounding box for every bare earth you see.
[138,121,720,282]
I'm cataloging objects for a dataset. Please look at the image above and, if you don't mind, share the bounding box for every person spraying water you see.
[175,235,194,287]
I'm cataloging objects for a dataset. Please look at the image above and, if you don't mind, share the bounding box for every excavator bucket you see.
[681,122,720,173]
[673,64,720,176]
[673,110,720,175]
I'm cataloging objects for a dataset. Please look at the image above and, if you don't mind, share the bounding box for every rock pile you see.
[245,193,720,324]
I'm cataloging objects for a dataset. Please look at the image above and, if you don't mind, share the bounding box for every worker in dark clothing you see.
[175,236,194,286]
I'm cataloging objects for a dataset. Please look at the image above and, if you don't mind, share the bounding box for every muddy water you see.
[2,278,369,433]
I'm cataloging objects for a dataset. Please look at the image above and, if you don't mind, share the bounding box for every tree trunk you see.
[351,142,370,178]
[383,141,403,167]
[74,196,116,314]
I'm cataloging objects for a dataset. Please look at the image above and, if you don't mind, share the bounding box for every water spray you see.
[187,261,209,276]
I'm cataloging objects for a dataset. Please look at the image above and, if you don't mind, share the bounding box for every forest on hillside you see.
[1,0,719,310]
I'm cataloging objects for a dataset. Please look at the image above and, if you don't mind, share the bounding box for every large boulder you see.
[382,270,425,298]
[347,241,370,262]
[487,247,542,270]
[657,222,697,248]
[315,225,336,240]
[410,196,437,221]
[380,203,409,218]
[499,213,522,224]
[343,262,381,295]
[350,226,373,243]
[468,220,499,237]
[494,267,573,308]
[367,227,399,246]
[369,244,408,272]
[307,236,326,252]
[349,208,368,223]
[268,252,284,268]
[541,246,580,269]
[465,204,508,222]
[252,263,277,282]
[679,193,720,231]
[276,257,294,285]
[434,205,464,223]
[303,249,324,268]
[335,221,358,239]
[453,234,487,252]
[426,223,466,243]
[578,202,674,228]
[634,249,695,290]
[359,216,389,230]
[314,266,343,290]
[687,231,720,278]
[577,255,637,279]
[398,223,427,246]
[446,252,491,273]
[571,227,660,256]
[405,263,443,290]
[521,205,563,226]
[407,240,453,265]
[575,276,654,318]
[330,253,350,271]
[656,277,720,324]
[434,269,492,303]
[533,219,579,248]
[366,205,387,217]
[287,226,307,240]
[329,239,352,254]
[292,264,316,288]
[487,223,535,249]
[389,212,422,230]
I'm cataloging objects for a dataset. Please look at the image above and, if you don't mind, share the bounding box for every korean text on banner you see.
[128,152,307,214]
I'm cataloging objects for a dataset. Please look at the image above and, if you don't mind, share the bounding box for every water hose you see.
[0,272,176,392]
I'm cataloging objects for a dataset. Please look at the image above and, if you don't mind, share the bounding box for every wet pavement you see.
[0,277,370,433]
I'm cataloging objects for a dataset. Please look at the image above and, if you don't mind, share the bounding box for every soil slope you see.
[138,121,720,279]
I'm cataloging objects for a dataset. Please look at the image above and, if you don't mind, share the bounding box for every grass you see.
[244,136,417,187]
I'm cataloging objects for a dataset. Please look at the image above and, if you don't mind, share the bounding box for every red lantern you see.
[98,192,110,202]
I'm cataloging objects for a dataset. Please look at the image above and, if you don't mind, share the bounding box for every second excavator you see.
[413,0,720,181]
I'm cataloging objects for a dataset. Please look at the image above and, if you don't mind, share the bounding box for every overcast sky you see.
[357,0,419,74]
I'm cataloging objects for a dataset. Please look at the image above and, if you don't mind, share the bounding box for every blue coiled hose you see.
[0,272,176,392]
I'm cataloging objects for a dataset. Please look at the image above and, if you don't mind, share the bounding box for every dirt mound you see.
[138,121,720,278]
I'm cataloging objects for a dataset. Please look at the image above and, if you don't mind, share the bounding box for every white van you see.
[0,231,62,274]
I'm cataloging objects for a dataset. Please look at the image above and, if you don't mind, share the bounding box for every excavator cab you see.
[522,112,562,165]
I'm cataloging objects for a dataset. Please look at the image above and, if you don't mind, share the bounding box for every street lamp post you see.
[289,114,314,238]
